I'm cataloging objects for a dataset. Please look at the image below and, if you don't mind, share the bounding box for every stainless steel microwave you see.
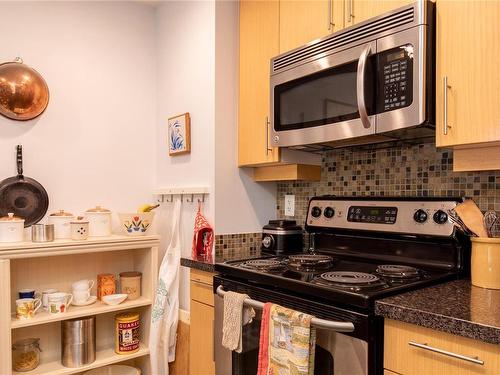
[270,0,435,150]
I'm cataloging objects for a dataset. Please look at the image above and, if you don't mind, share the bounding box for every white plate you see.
[71,295,97,306]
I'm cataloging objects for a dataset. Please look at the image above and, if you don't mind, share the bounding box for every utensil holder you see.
[471,237,500,289]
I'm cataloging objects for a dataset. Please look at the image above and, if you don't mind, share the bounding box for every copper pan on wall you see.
[0,57,49,121]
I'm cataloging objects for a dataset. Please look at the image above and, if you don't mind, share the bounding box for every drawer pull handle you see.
[408,341,484,365]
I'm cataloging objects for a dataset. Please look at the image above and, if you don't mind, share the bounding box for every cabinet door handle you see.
[348,0,354,22]
[408,341,484,365]
[443,76,451,135]
[265,116,273,155]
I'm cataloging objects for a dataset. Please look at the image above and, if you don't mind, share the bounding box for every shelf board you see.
[0,234,160,259]
[13,343,149,375]
[12,297,152,329]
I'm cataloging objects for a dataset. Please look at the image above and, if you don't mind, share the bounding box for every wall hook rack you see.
[153,187,209,204]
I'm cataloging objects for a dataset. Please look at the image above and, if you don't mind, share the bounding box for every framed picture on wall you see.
[168,112,191,155]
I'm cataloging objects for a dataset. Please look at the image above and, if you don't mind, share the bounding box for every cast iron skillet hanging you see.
[0,145,49,227]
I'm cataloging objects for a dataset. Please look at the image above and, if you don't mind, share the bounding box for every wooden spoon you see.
[454,200,489,238]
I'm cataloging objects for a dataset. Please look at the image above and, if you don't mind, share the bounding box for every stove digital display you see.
[347,206,397,224]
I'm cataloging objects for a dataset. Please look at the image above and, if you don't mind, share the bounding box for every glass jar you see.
[12,338,41,372]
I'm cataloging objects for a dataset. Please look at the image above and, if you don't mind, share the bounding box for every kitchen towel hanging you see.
[257,303,316,375]
[192,201,214,260]
[222,291,255,353]
[149,199,182,375]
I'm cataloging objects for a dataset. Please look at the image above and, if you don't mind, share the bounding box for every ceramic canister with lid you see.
[85,206,112,237]
[48,210,75,239]
[0,213,25,242]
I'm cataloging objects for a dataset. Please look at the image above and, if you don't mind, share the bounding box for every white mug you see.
[72,279,94,291]
[42,288,58,310]
[48,292,73,314]
[73,289,90,304]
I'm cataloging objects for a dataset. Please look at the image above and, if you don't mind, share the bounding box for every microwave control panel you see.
[379,45,414,112]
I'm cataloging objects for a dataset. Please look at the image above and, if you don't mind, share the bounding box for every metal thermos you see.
[61,316,96,367]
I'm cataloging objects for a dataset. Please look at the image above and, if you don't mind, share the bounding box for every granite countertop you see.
[180,250,263,273]
[375,279,500,345]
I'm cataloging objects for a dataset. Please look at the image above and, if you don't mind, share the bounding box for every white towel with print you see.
[149,199,182,375]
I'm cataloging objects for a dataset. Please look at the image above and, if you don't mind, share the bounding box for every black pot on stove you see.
[261,220,303,255]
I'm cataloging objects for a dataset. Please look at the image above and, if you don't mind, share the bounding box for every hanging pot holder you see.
[192,201,214,259]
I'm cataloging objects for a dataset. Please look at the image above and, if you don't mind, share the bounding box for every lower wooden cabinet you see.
[189,269,216,375]
[384,319,500,375]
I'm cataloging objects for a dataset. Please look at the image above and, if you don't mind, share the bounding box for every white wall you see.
[155,0,216,311]
[0,2,157,222]
[0,0,276,312]
[214,0,276,235]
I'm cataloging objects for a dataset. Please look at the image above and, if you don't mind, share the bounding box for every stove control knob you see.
[324,207,335,219]
[261,235,275,249]
[311,206,322,218]
[413,209,428,223]
[433,210,448,224]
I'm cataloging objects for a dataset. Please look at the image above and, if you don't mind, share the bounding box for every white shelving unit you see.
[0,235,160,375]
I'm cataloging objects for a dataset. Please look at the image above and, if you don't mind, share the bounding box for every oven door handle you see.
[216,285,355,333]
[356,44,372,129]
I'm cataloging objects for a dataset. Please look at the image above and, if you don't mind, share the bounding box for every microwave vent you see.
[272,6,415,73]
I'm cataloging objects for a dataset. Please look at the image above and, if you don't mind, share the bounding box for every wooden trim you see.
[453,145,500,172]
[0,259,11,372]
[253,164,321,182]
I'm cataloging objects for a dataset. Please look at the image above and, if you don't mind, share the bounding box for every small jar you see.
[12,337,41,372]
[97,273,116,300]
[120,271,142,300]
[115,312,140,354]
[70,217,89,240]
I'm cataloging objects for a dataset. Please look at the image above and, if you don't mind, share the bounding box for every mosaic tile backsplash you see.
[215,232,261,259]
[277,143,500,233]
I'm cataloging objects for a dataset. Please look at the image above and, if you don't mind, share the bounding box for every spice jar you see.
[119,272,142,300]
[97,273,116,300]
[115,312,140,354]
[12,338,41,372]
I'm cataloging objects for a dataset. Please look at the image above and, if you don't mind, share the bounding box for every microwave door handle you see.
[216,285,355,333]
[356,44,372,129]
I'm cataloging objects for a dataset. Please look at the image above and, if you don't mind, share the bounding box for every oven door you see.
[214,283,371,375]
[270,41,377,148]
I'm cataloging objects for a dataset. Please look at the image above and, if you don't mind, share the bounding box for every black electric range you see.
[214,197,470,375]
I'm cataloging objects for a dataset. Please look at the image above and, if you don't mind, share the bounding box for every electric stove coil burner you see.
[320,271,380,285]
[288,254,334,270]
[241,259,283,271]
[376,264,421,279]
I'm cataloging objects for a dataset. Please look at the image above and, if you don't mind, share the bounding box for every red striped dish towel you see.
[257,303,316,375]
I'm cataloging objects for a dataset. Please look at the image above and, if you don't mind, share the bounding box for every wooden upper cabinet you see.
[279,0,344,53]
[345,0,414,27]
[238,0,280,166]
[436,0,500,148]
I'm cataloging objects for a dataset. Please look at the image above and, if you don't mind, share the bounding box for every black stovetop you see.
[215,252,459,311]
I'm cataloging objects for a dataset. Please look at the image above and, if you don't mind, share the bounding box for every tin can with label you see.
[115,311,140,354]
